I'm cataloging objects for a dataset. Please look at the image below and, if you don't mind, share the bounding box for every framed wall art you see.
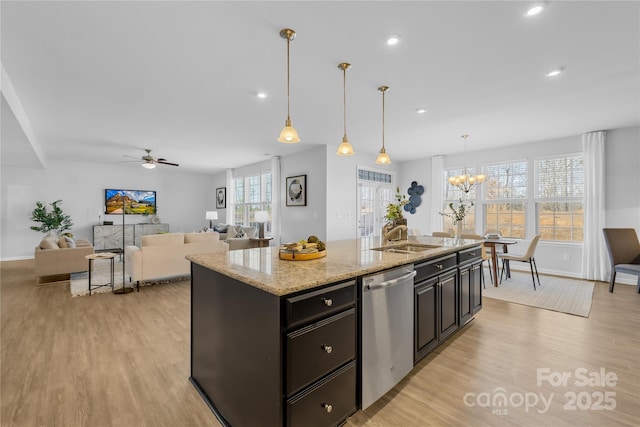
[286,175,306,206]
[216,187,226,209]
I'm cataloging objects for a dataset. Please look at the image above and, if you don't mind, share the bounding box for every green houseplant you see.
[385,187,409,224]
[30,200,73,235]
[383,188,409,241]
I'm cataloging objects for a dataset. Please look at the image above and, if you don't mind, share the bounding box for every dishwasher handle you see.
[365,270,417,290]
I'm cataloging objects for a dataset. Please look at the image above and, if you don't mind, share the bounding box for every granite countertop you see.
[187,236,482,296]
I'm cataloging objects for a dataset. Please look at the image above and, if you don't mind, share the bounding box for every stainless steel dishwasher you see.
[361,264,416,409]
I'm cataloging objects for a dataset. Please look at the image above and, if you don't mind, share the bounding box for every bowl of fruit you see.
[279,235,326,260]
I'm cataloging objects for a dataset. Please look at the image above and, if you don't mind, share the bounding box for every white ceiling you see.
[2,1,639,173]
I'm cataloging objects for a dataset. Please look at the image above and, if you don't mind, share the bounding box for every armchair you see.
[602,228,640,293]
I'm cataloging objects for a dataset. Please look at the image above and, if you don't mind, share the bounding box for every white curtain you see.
[430,155,445,234]
[271,156,281,246]
[225,168,233,224]
[581,131,608,281]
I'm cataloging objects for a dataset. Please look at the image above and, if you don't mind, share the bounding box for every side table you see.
[249,237,273,248]
[85,252,116,295]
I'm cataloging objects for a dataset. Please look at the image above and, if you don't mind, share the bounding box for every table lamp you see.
[205,211,218,229]
[254,211,269,239]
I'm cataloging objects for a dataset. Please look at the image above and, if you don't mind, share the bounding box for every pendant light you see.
[375,85,392,164]
[336,63,355,156]
[278,28,300,143]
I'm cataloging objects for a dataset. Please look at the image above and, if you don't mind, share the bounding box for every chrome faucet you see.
[382,225,408,245]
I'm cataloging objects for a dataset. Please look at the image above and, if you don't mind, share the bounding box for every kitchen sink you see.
[372,243,442,254]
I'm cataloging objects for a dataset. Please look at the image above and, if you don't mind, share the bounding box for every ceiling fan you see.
[122,149,179,169]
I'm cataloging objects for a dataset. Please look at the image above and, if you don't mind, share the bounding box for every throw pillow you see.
[214,224,227,233]
[58,236,68,248]
[64,236,76,248]
[40,238,60,250]
[234,227,246,238]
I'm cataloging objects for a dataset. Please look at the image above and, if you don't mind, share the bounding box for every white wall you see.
[605,126,640,228]
[279,146,328,244]
[397,159,432,236]
[324,147,402,241]
[1,162,216,260]
[210,172,228,223]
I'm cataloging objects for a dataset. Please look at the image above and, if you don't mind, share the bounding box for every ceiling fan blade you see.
[122,154,141,160]
[156,159,179,167]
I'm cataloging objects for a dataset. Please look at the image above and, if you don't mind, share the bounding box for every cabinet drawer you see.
[287,361,357,427]
[415,254,457,282]
[286,309,356,396]
[458,245,482,265]
[286,280,355,329]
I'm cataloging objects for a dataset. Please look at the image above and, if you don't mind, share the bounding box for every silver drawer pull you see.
[436,264,443,269]
[322,345,333,354]
[469,252,476,256]
[322,403,333,413]
[322,298,333,307]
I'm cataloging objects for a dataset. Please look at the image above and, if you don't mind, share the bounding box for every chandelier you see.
[447,134,485,193]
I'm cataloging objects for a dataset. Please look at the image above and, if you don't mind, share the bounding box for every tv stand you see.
[93,223,169,251]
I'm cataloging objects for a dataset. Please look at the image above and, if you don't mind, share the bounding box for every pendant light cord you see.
[286,37,291,120]
[343,67,347,138]
[381,90,385,150]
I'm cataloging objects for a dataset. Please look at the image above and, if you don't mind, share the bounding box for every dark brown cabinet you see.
[190,264,356,427]
[459,248,483,326]
[414,255,459,363]
[284,282,357,426]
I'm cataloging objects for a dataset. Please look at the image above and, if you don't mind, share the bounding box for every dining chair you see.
[432,231,452,238]
[602,228,640,293]
[499,234,541,290]
[461,234,492,287]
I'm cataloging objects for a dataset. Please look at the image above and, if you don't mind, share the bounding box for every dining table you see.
[483,237,519,286]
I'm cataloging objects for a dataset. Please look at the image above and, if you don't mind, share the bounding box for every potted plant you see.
[384,187,409,239]
[440,198,473,237]
[30,200,73,236]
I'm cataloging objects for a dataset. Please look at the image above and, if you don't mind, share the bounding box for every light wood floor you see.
[1,260,638,426]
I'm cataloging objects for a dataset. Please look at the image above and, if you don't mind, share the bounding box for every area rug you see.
[482,270,595,317]
[70,259,188,297]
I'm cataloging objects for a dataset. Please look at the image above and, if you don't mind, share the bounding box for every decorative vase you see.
[456,221,463,238]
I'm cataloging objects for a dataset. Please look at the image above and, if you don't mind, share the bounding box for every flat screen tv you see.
[105,189,157,215]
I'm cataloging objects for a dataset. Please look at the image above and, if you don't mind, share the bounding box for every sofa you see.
[125,231,226,291]
[34,235,94,283]
[214,225,259,250]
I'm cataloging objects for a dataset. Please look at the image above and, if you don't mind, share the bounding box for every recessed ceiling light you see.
[257,91,268,99]
[524,3,546,17]
[386,35,401,46]
[416,108,427,114]
[545,67,564,77]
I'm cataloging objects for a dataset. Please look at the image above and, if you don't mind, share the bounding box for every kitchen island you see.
[187,236,483,427]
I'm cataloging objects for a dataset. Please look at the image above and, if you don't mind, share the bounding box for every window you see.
[483,161,527,238]
[232,172,272,232]
[535,155,584,241]
[442,167,476,233]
